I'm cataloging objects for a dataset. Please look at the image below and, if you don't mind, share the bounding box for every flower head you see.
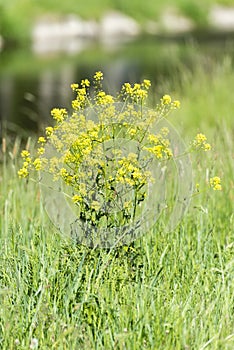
[162,94,171,105]
[94,71,103,81]
[38,137,46,144]
[210,176,222,191]
[51,108,68,123]
[173,100,180,109]
[193,133,211,151]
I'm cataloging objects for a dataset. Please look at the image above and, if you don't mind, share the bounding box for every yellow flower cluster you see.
[116,153,151,188]
[45,126,54,136]
[161,94,171,105]
[18,71,221,234]
[193,133,211,151]
[121,80,151,102]
[94,71,103,81]
[143,130,172,159]
[33,158,42,170]
[18,148,46,176]
[157,94,181,119]
[96,91,114,105]
[18,167,29,178]
[72,194,82,203]
[210,176,222,191]
[38,137,46,144]
[71,86,88,110]
[18,150,31,177]
[81,79,90,87]
[51,108,68,123]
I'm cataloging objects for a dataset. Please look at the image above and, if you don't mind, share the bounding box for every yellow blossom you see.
[161,127,169,136]
[18,167,29,178]
[38,137,46,144]
[51,108,67,123]
[96,91,114,105]
[204,143,211,151]
[33,158,42,171]
[71,83,79,91]
[142,79,151,89]
[144,145,163,159]
[94,71,103,81]
[193,133,211,151]
[72,99,81,110]
[128,128,137,137]
[37,147,45,155]
[81,79,90,87]
[122,82,133,96]
[162,94,171,105]
[72,195,83,203]
[195,133,207,143]
[210,176,222,191]
[45,126,54,136]
[173,100,180,109]
[21,150,30,158]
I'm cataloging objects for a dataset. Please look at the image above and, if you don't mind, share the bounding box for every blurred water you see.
[0,36,234,135]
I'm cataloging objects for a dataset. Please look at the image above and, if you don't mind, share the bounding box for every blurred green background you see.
[0,0,234,135]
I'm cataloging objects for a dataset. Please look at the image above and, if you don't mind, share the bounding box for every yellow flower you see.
[193,133,211,151]
[71,83,79,91]
[37,147,45,155]
[38,137,46,144]
[195,133,207,143]
[21,150,30,158]
[173,100,180,109]
[45,126,54,136]
[51,108,67,123]
[162,94,171,105]
[72,99,81,110]
[135,89,147,99]
[81,79,90,87]
[147,134,159,144]
[96,91,114,105]
[161,127,169,136]
[142,79,151,89]
[122,82,133,96]
[33,158,42,171]
[132,169,142,180]
[94,71,103,81]
[72,194,83,203]
[210,176,222,191]
[204,143,211,151]
[148,145,163,158]
[18,167,29,178]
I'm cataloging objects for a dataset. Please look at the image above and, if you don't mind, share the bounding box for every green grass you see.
[1,62,234,349]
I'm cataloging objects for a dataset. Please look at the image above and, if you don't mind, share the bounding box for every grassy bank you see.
[0,64,234,348]
[1,0,234,44]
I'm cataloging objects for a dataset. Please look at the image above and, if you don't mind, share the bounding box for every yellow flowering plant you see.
[18,72,221,247]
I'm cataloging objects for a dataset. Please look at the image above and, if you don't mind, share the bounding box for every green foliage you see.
[0,65,233,349]
[1,0,234,44]
[179,0,210,26]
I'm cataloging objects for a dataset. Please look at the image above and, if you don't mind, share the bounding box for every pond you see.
[0,35,234,135]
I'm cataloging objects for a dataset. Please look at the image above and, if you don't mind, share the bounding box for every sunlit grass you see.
[0,63,234,348]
